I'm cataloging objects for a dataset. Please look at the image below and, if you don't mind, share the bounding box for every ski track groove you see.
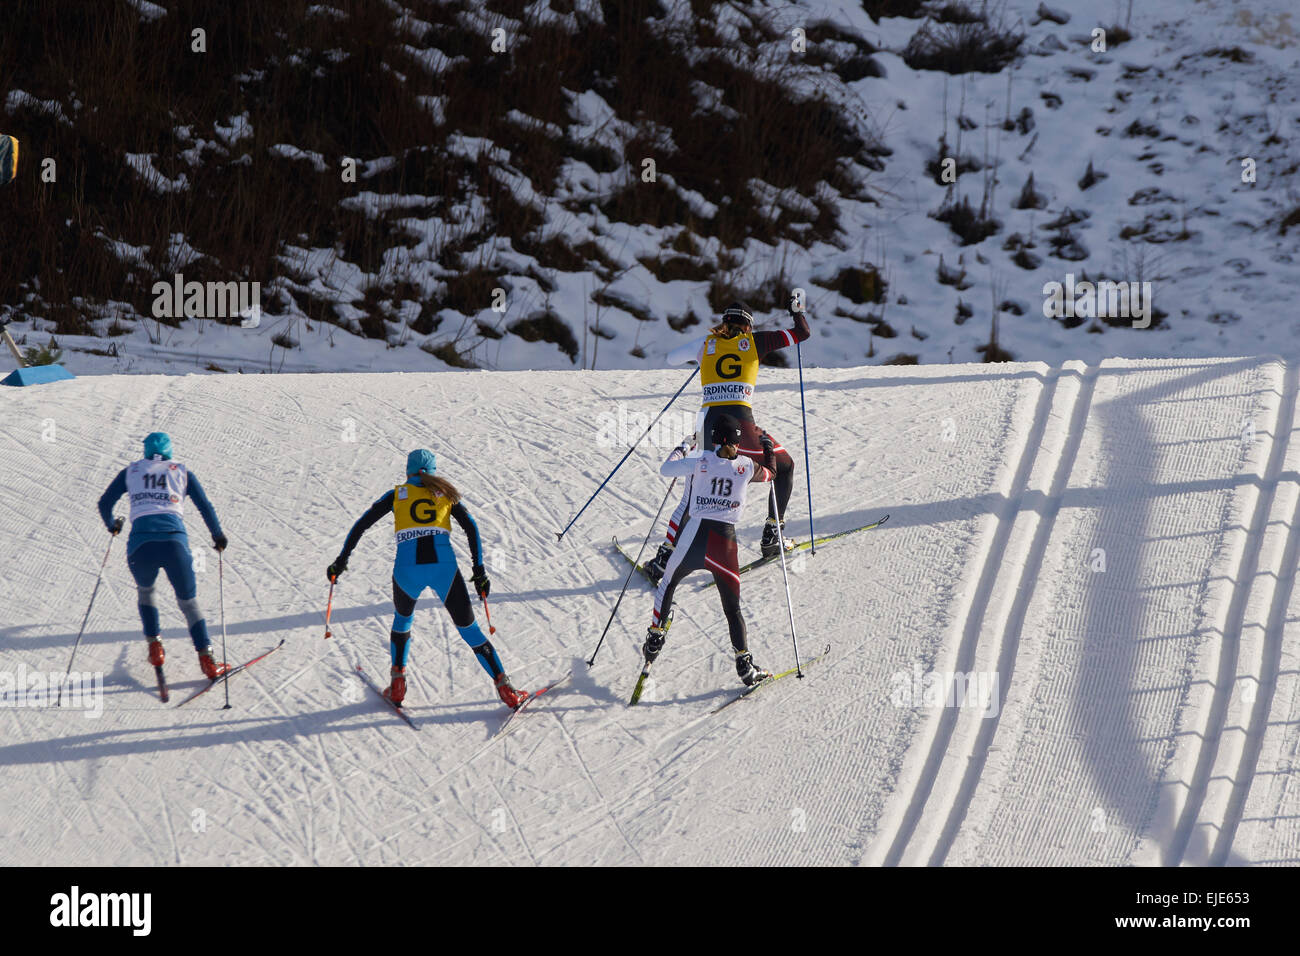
[489,777,538,866]
[156,776,182,864]
[927,363,1099,865]
[546,709,646,864]
[1155,361,1286,866]
[1198,361,1298,865]
[876,362,1064,867]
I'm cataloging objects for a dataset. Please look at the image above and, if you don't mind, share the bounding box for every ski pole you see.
[770,479,803,677]
[57,534,115,707]
[324,575,336,639]
[586,476,678,666]
[556,367,698,543]
[796,337,815,553]
[219,551,231,710]
[481,596,496,635]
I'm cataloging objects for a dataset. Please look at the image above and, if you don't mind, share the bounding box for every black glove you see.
[213,533,228,552]
[328,556,347,580]
[472,564,490,598]
[109,516,124,536]
[760,432,776,471]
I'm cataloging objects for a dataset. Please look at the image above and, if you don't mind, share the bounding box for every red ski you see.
[175,640,284,708]
[494,671,573,740]
[355,663,418,730]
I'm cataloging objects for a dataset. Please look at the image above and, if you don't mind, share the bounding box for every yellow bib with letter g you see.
[393,483,452,544]
[699,332,759,407]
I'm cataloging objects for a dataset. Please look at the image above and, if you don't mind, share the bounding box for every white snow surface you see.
[1,359,1297,865]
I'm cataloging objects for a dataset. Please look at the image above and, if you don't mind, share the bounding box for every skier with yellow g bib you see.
[645,301,810,584]
[327,449,527,711]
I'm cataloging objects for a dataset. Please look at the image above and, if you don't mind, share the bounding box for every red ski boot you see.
[198,649,229,680]
[147,639,165,667]
[495,674,530,711]
[382,666,407,706]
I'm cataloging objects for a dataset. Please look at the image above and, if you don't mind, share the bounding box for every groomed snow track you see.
[0,361,1297,866]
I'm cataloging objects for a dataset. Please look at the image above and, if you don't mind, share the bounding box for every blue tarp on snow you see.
[2,364,75,386]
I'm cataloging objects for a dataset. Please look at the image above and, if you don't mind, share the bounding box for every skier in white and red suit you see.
[643,414,779,687]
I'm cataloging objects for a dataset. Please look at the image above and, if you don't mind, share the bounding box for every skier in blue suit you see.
[327,449,528,711]
[98,432,229,678]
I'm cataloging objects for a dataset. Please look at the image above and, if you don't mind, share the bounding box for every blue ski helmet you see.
[406,448,436,479]
[143,432,173,460]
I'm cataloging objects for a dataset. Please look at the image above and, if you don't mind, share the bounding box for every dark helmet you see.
[710,414,743,448]
[721,301,753,333]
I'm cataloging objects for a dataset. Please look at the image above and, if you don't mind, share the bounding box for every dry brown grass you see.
[0,0,882,357]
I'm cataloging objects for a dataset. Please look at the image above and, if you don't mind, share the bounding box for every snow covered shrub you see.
[507,311,579,363]
[903,7,1026,74]
[1100,24,1133,47]
[932,2,987,25]
[935,194,999,244]
[1012,173,1046,209]
[829,265,887,304]
[420,340,477,369]
[861,0,927,21]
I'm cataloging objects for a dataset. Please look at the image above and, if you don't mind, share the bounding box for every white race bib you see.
[686,452,757,524]
[126,458,188,521]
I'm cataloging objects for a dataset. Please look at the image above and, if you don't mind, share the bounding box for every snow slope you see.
[0,360,1297,865]
[11,0,1300,376]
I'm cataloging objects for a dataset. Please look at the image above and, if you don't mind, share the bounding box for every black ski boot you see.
[736,652,772,687]
[760,518,787,559]
[645,542,673,586]
[643,618,671,663]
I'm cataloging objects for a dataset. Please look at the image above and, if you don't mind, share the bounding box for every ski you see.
[711,644,832,715]
[612,537,658,586]
[494,671,573,739]
[356,663,418,730]
[175,640,284,708]
[628,662,654,705]
[701,515,890,589]
[617,518,890,592]
[154,664,169,703]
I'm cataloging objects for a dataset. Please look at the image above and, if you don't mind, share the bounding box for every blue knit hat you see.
[143,432,173,460]
[406,448,435,479]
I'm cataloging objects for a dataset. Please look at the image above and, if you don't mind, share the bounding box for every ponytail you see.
[420,474,461,503]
